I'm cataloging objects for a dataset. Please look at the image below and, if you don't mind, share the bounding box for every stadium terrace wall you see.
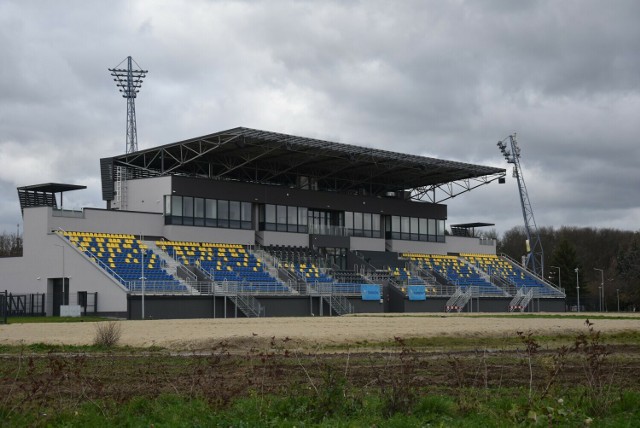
[127,295,385,319]
[401,297,565,313]
[0,200,508,319]
[126,294,565,319]
[0,207,130,316]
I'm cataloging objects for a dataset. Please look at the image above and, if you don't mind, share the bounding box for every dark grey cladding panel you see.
[100,158,115,201]
[309,234,350,249]
[171,176,447,219]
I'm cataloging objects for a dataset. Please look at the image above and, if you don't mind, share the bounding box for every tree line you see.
[497,226,639,311]
[0,231,22,257]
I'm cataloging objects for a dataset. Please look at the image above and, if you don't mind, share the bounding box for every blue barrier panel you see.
[361,284,381,301]
[407,285,426,301]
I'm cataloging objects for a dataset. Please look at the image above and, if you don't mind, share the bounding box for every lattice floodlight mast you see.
[497,134,544,277]
[109,56,148,154]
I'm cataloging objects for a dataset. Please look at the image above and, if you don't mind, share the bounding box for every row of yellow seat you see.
[63,231,135,239]
[156,240,243,249]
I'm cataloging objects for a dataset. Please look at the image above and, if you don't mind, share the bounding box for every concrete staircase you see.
[143,241,197,293]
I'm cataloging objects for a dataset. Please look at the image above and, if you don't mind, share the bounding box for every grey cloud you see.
[1,0,639,235]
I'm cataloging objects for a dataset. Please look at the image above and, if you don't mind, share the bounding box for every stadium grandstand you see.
[0,127,566,319]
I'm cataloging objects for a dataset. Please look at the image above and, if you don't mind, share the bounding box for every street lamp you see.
[594,268,604,312]
[574,268,580,313]
[140,239,146,320]
[549,265,561,291]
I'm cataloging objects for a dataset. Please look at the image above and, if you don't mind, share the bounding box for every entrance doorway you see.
[321,247,347,270]
[51,278,69,316]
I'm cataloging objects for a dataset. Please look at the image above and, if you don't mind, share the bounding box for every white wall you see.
[164,225,255,245]
[350,237,385,252]
[124,176,171,213]
[1,209,129,314]
[47,207,165,237]
[258,231,308,247]
[387,240,449,254]
[445,236,497,255]
[388,236,496,255]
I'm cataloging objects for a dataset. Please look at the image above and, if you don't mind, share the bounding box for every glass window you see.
[363,213,372,230]
[354,212,363,229]
[182,197,194,226]
[287,206,297,225]
[401,216,410,232]
[276,205,287,231]
[164,195,171,215]
[298,207,307,226]
[391,216,400,231]
[229,201,240,220]
[218,200,229,228]
[372,214,381,238]
[265,204,276,223]
[401,216,410,240]
[287,206,297,232]
[194,198,204,216]
[241,202,252,229]
[410,217,419,240]
[438,220,446,238]
[229,201,240,228]
[182,197,193,217]
[419,218,427,235]
[194,198,204,226]
[206,199,216,227]
[218,200,229,219]
[344,212,353,230]
[419,218,428,241]
[241,202,251,221]
[276,205,287,224]
[428,219,436,238]
[298,207,308,233]
[171,196,182,219]
[206,199,217,219]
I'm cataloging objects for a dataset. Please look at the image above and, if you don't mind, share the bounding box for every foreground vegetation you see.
[1,320,639,426]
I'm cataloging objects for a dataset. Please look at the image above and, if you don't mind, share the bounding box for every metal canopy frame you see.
[17,183,87,214]
[101,127,505,203]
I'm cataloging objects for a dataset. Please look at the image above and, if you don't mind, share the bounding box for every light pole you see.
[140,243,146,320]
[574,268,580,313]
[616,288,620,312]
[549,265,561,291]
[594,268,604,312]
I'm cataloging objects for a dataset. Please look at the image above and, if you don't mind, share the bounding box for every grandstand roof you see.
[101,127,505,202]
[17,183,87,214]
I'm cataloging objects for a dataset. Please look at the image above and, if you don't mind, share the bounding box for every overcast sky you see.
[1,0,639,236]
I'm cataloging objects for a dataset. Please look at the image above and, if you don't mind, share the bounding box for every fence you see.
[0,292,46,319]
[77,291,98,315]
[0,291,6,324]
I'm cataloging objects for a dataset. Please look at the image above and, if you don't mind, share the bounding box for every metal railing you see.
[231,293,265,317]
[52,209,84,218]
[308,223,348,237]
[499,254,566,297]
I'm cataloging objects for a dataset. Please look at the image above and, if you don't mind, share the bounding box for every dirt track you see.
[1,313,639,350]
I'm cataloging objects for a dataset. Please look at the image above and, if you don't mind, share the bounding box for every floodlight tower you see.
[497,134,544,278]
[109,56,148,154]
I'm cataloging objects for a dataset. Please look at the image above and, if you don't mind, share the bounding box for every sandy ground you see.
[1,313,639,350]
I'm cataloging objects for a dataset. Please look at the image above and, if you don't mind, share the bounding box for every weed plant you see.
[0,321,638,427]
